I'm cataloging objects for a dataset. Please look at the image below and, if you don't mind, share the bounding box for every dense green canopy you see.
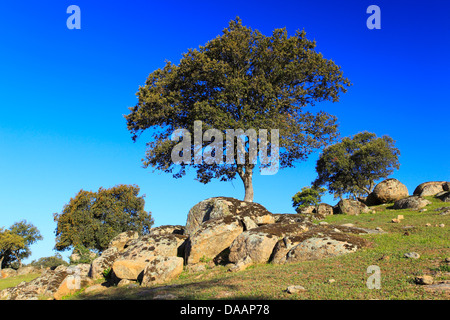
[126,17,351,201]
[54,184,153,252]
[292,186,327,212]
[0,228,25,269]
[313,131,400,199]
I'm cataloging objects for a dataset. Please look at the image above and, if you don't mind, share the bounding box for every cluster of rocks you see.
[1,197,381,300]
[343,179,448,212]
[2,179,448,300]
[299,179,449,216]
[414,258,450,294]
[0,264,92,300]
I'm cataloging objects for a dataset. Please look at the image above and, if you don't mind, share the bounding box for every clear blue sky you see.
[0,0,449,263]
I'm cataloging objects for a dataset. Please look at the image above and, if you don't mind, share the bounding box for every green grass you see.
[64,197,450,299]
[0,273,41,291]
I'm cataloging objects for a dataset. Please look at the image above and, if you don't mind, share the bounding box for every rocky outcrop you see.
[0,265,91,300]
[393,196,431,210]
[89,247,120,280]
[108,231,139,252]
[2,196,378,299]
[282,228,367,264]
[116,234,187,264]
[336,199,370,215]
[185,216,244,265]
[228,222,310,265]
[185,197,271,236]
[413,181,450,197]
[149,225,185,236]
[366,178,409,205]
[435,191,450,203]
[316,203,334,217]
[271,225,371,264]
[111,260,148,281]
[53,265,93,300]
[297,203,334,220]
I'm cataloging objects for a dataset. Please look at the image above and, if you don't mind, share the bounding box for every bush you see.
[292,186,326,212]
[29,253,68,269]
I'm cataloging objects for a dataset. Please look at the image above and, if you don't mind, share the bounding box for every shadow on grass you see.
[76,276,267,300]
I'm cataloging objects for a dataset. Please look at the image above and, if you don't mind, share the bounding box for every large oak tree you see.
[126,18,350,202]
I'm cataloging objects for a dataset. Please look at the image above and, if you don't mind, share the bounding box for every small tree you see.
[292,186,326,212]
[125,17,350,202]
[313,131,400,199]
[54,184,153,253]
[0,228,25,270]
[9,220,43,268]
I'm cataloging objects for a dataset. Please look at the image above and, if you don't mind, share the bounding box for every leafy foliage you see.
[8,220,43,267]
[125,17,350,201]
[313,131,400,199]
[54,184,153,252]
[0,228,25,269]
[292,186,327,212]
[0,221,42,269]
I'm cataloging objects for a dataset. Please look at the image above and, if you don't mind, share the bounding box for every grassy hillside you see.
[0,273,41,291]
[69,196,449,300]
[3,197,448,300]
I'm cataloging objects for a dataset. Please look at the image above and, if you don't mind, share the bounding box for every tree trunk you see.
[0,255,4,271]
[243,173,254,202]
[237,164,254,202]
[14,253,22,269]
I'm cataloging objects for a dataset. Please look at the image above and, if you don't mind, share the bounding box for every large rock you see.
[366,178,409,205]
[316,203,334,217]
[117,234,187,264]
[393,196,431,210]
[271,225,370,264]
[413,181,450,197]
[435,191,450,203]
[68,264,91,278]
[53,268,93,300]
[283,228,367,264]
[298,205,316,214]
[112,260,148,281]
[89,247,120,279]
[149,225,185,236]
[185,197,272,236]
[185,216,244,265]
[228,222,310,265]
[297,203,334,220]
[336,199,370,215]
[141,256,184,286]
[108,231,139,252]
